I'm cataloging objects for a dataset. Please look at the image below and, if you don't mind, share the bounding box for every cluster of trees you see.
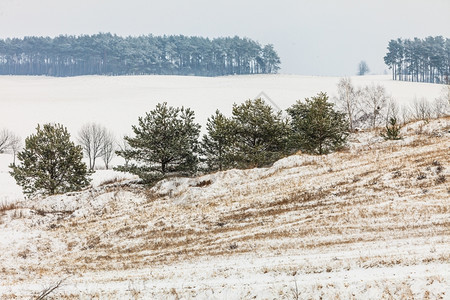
[0,128,21,165]
[384,36,450,83]
[0,33,280,77]
[115,95,348,183]
[334,78,449,133]
[7,81,449,196]
[8,93,348,194]
[78,123,116,171]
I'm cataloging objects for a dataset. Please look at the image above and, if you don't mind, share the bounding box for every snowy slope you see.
[0,117,448,299]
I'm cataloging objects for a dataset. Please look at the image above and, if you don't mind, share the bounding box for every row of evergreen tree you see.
[0,33,281,77]
[9,94,349,194]
[116,94,348,183]
[8,84,449,195]
[384,36,450,84]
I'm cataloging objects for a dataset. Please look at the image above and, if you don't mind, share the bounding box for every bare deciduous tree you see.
[0,128,13,153]
[101,131,116,170]
[361,84,389,128]
[335,77,361,132]
[434,85,449,117]
[442,84,450,105]
[401,105,412,124]
[78,123,107,171]
[117,136,132,168]
[385,98,400,124]
[433,97,448,118]
[411,97,432,121]
[9,134,22,166]
[0,129,21,165]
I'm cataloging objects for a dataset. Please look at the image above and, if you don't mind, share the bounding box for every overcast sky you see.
[0,0,449,76]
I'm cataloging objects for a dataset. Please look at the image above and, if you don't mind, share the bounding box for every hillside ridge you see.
[0,117,449,299]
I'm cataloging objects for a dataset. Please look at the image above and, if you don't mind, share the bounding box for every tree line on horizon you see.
[0,33,281,77]
[384,36,450,84]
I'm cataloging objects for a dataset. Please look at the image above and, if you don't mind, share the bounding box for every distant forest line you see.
[0,33,281,77]
[384,36,450,84]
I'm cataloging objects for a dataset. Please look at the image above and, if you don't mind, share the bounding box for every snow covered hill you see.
[0,117,448,299]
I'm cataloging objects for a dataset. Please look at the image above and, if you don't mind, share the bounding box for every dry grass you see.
[98,176,132,187]
[0,201,17,212]
[2,118,449,298]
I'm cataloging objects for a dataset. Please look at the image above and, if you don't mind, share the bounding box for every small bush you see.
[194,179,212,188]
[381,117,402,140]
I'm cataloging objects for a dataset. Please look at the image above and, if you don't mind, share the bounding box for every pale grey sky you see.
[0,0,449,76]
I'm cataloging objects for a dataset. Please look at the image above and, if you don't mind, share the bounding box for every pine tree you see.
[9,123,90,196]
[231,98,289,168]
[381,117,402,140]
[115,102,200,183]
[201,110,235,171]
[287,92,349,155]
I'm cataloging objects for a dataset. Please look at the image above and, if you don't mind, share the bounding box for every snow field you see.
[0,74,443,140]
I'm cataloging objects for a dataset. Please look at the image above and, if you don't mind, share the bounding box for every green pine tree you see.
[381,117,402,140]
[201,110,236,171]
[287,92,349,155]
[115,102,200,183]
[231,98,289,168]
[9,123,90,196]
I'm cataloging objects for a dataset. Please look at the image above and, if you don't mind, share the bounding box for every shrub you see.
[381,117,402,140]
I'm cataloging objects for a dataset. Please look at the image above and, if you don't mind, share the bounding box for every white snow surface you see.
[0,153,24,204]
[0,74,443,140]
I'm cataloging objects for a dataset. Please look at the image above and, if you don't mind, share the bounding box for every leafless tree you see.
[117,136,132,168]
[361,84,389,128]
[78,123,107,171]
[439,84,450,105]
[335,77,361,132]
[411,97,432,121]
[0,128,13,153]
[385,98,400,124]
[401,105,412,124]
[434,85,450,117]
[433,97,448,118]
[8,134,22,166]
[101,131,116,170]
